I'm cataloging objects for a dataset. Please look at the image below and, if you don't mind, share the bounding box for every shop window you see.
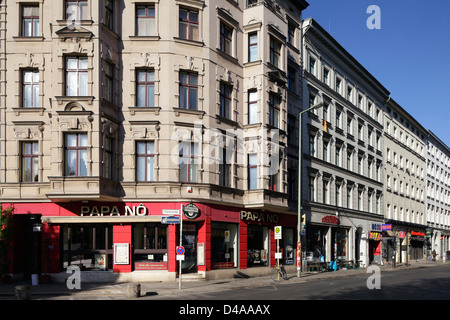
[247,225,269,267]
[211,223,238,269]
[62,224,113,271]
[133,223,168,270]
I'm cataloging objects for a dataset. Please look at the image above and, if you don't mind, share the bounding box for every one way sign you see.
[161,216,180,224]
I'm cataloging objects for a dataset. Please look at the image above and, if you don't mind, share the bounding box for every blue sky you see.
[303,0,450,147]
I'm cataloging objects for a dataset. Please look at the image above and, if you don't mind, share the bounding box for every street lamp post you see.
[297,101,323,278]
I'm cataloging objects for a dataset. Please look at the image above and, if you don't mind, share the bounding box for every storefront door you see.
[182,223,197,273]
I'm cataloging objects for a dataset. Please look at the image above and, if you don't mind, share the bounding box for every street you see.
[148,264,450,300]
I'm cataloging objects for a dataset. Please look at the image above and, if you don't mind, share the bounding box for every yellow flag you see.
[323,119,327,132]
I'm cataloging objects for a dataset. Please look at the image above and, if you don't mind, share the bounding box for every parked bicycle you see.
[271,263,288,282]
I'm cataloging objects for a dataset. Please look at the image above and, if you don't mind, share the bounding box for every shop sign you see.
[80,204,149,217]
[321,215,340,225]
[183,203,199,219]
[398,231,405,239]
[382,224,392,231]
[426,229,431,238]
[369,232,381,240]
[240,211,279,223]
[371,223,382,232]
[411,231,425,237]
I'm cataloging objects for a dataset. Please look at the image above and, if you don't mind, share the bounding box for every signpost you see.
[161,216,180,224]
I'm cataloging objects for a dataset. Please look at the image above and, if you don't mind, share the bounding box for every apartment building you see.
[301,18,389,267]
[426,131,450,259]
[0,0,309,282]
[383,98,427,264]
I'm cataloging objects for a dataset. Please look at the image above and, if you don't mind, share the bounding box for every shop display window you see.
[211,223,238,269]
[133,223,168,270]
[247,225,269,267]
[62,224,113,271]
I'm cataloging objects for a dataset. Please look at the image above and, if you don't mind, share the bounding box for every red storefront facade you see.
[5,201,297,282]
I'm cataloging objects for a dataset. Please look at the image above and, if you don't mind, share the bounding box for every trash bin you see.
[15,285,31,300]
[127,283,141,298]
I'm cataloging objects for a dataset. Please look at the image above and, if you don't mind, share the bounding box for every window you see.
[336,77,342,95]
[248,154,257,190]
[22,142,39,182]
[219,82,232,119]
[287,23,295,46]
[347,186,352,209]
[335,109,342,129]
[219,146,231,187]
[309,134,316,157]
[62,224,113,271]
[220,22,233,55]
[66,56,88,96]
[309,175,315,201]
[179,141,197,182]
[65,133,88,176]
[136,141,155,182]
[22,5,39,37]
[134,223,168,269]
[179,8,199,41]
[323,179,329,204]
[268,93,280,128]
[335,145,341,167]
[104,0,113,30]
[179,71,198,110]
[335,182,342,207]
[248,90,258,124]
[136,70,155,107]
[323,67,329,86]
[104,62,114,102]
[270,37,282,68]
[248,32,258,62]
[287,67,296,93]
[269,157,280,192]
[309,56,316,74]
[66,0,88,20]
[136,5,155,36]
[323,139,329,162]
[23,70,39,108]
[105,137,114,179]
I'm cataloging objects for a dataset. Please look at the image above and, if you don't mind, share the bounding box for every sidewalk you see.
[0,259,445,300]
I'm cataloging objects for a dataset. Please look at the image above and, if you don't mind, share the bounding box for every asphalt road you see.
[149,264,450,300]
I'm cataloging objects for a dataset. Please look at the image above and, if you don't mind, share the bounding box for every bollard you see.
[15,285,31,300]
[127,283,141,298]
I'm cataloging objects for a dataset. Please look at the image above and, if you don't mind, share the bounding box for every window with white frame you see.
[21,5,39,37]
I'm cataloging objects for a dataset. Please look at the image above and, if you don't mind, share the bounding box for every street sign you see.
[176,246,185,255]
[161,216,180,224]
[162,209,180,215]
[274,226,282,239]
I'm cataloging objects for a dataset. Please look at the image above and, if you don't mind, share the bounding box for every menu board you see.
[114,243,130,265]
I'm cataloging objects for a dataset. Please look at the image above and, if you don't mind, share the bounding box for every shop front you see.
[7,201,298,282]
[306,214,350,263]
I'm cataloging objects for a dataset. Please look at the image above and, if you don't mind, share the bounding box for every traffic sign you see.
[176,246,185,255]
[274,226,282,239]
[162,209,180,215]
[161,216,180,224]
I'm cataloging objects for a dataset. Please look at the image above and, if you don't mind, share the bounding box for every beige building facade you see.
[383,98,428,263]
[0,0,311,281]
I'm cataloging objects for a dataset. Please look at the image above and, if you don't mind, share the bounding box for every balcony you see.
[46,176,122,202]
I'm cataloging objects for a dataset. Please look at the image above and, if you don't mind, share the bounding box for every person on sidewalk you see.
[432,249,436,261]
